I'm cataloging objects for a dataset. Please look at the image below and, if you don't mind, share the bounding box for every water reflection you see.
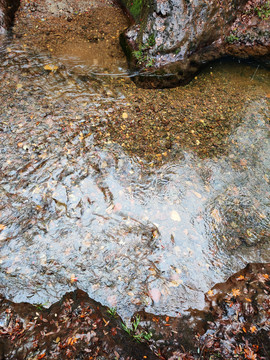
[0,42,269,320]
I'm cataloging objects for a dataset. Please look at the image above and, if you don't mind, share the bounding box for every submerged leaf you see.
[44,64,58,71]
[170,210,181,222]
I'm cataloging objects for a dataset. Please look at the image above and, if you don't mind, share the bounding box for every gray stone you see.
[120,0,270,87]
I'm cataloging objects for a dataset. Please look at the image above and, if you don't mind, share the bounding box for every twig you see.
[251,64,260,81]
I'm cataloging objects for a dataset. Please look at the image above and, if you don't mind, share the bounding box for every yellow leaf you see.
[247,229,253,237]
[122,112,128,119]
[0,224,6,230]
[192,190,202,198]
[70,274,78,283]
[211,208,222,223]
[16,83,23,90]
[170,210,181,222]
[250,325,257,333]
[44,64,58,71]
[231,288,240,297]
[168,279,183,287]
[207,290,214,296]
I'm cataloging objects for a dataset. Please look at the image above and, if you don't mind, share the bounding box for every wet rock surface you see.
[1,263,270,359]
[121,0,270,87]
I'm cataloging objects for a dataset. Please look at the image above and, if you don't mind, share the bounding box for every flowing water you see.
[0,30,269,321]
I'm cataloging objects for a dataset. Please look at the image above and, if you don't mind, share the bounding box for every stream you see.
[0,10,269,322]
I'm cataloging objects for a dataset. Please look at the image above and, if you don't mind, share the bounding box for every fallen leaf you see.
[168,279,183,287]
[122,112,128,119]
[247,229,253,237]
[250,325,257,333]
[236,275,245,281]
[231,288,240,297]
[44,64,58,71]
[170,210,181,222]
[192,190,202,198]
[111,327,117,336]
[0,224,6,231]
[37,354,46,359]
[240,159,247,166]
[244,347,257,360]
[211,208,222,223]
[70,274,78,283]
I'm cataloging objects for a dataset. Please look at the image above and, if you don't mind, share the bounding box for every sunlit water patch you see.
[0,42,269,320]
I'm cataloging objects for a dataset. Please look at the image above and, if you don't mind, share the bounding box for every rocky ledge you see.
[1,263,270,359]
[120,0,270,87]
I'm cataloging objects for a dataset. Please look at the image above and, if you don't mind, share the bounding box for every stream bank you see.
[1,263,270,359]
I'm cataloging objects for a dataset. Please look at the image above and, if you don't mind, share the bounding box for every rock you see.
[120,0,270,88]
[0,0,20,34]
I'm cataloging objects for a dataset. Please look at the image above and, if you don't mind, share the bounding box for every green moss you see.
[129,0,143,20]
[226,33,239,43]
[133,49,144,63]
[132,33,156,67]
[255,1,270,19]
[148,33,155,47]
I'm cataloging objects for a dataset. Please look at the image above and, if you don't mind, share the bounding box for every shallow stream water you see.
[0,34,269,320]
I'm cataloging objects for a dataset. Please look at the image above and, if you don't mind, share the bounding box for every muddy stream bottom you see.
[0,0,270,322]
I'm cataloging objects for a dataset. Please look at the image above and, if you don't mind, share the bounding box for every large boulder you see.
[120,0,270,87]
